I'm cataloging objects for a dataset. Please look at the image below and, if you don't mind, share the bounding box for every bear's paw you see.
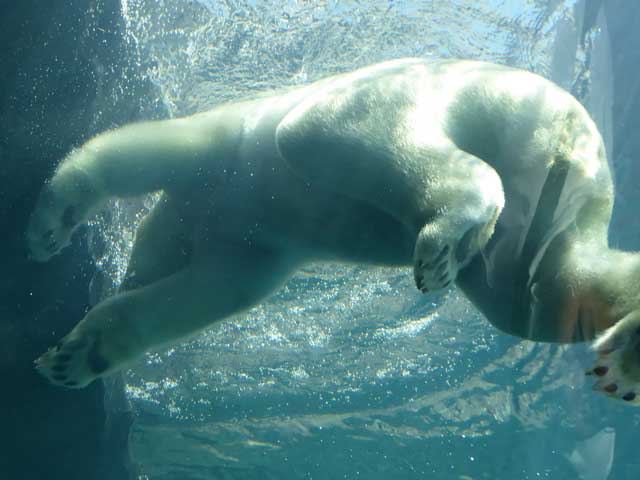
[35,327,111,389]
[589,311,640,405]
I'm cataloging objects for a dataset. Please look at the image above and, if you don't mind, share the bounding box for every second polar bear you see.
[27,58,640,403]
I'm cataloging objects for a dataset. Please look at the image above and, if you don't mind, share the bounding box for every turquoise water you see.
[80,1,640,478]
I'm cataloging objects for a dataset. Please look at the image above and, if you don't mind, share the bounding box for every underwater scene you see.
[3,1,640,479]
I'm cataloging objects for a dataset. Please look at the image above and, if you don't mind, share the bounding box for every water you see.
[83,1,640,478]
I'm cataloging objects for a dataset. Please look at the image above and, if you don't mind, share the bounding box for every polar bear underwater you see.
[26,58,640,403]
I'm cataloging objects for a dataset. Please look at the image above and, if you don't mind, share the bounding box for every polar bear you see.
[27,58,640,403]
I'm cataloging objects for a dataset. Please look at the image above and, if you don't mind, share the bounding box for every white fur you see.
[27,59,620,391]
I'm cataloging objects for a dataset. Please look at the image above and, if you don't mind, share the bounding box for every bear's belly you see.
[194,179,416,267]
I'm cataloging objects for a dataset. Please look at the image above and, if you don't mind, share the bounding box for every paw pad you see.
[622,392,636,402]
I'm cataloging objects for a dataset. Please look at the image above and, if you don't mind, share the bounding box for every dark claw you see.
[604,383,618,393]
[443,280,452,289]
[438,272,448,284]
[593,366,608,376]
[623,392,636,402]
[421,287,429,293]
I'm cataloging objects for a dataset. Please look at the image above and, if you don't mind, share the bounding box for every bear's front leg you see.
[27,115,222,262]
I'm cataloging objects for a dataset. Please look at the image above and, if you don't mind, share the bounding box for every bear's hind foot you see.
[35,328,111,389]
[589,311,640,405]
[414,239,454,292]
[413,208,500,293]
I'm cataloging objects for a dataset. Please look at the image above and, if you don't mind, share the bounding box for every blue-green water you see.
[80,1,640,478]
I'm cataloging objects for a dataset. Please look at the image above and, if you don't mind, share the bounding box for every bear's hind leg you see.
[119,193,193,292]
[35,244,300,388]
[276,80,504,292]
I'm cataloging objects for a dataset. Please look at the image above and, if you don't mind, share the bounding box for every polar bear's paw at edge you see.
[35,323,113,389]
[589,311,640,405]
